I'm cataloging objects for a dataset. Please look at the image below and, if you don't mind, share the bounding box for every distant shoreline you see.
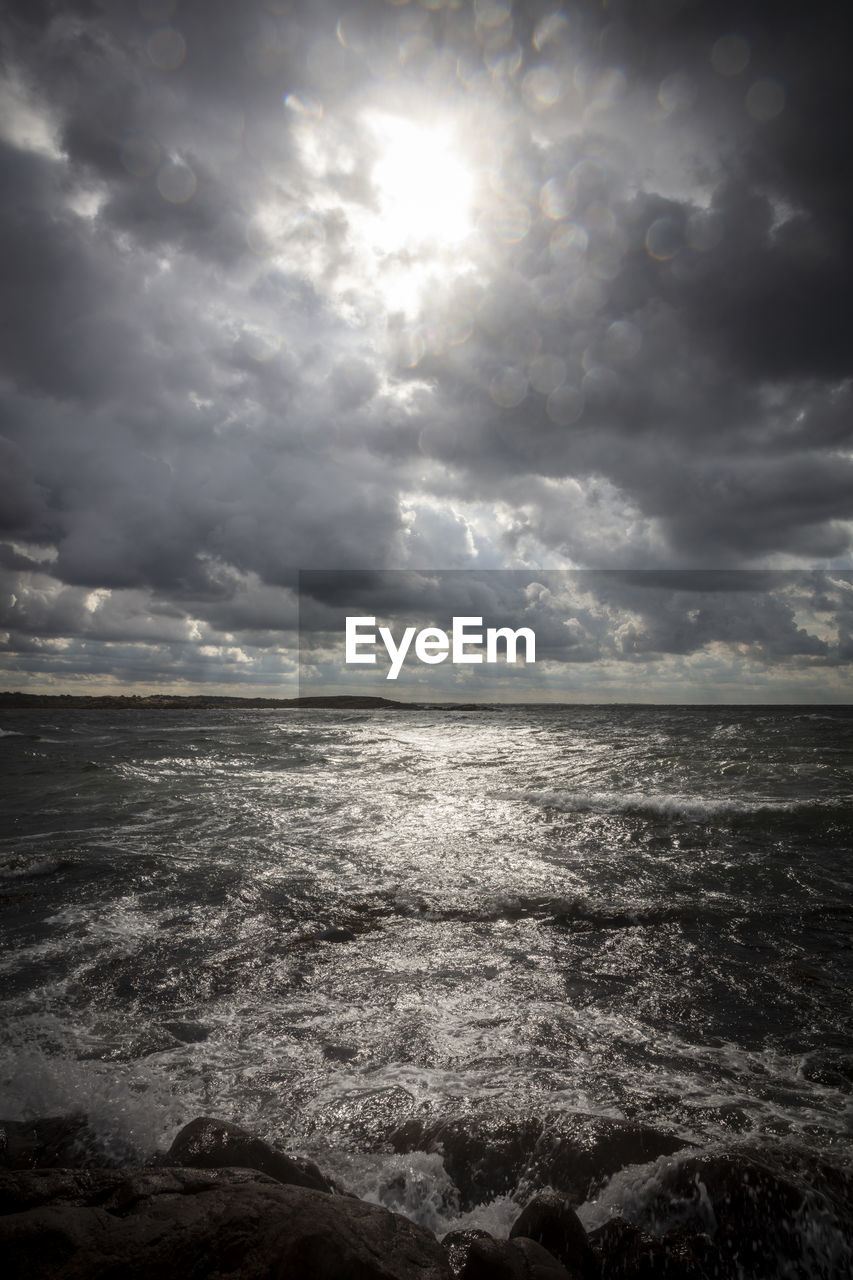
[0,692,424,710]
[1,692,850,710]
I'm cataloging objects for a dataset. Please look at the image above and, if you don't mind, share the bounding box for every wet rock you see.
[0,1115,100,1170]
[643,1150,833,1279]
[308,1086,420,1150]
[740,1141,853,1221]
[512,1236,583,1278]
[322,1042,359,1063]
[390,1110,690,1209]
[589,1218,713,1279]
[442,1228,492,1278]
[457,1233,526,1279]
[391,1112,544,1207]
[531,1115,691,1205]
[457,1234,577,1279]
[586,1144,853,1280]
[165,1116,332,1193]
[510,1191,600,1278]
[162,1019,209,1043]
[0,1166,451,1279]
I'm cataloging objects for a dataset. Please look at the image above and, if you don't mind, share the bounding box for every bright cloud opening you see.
[366,112,474,253]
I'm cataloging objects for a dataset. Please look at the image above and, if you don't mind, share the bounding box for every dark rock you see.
[308,1086,420,1150]
[322,1042,359,1063]
[511,1236,579,1278]
[510,1192,599,1278]
[589,1218,713,1279]
[457,1234,577,1280]
[390,1111,690,1209]
[586,1145,853,1280]
[162,1020,209,1043]
[441,1228,492,1278]
[165,1116,332,1193]
[643,1150,828,1279]
[458,1234,527,1280]
[391,1113,544,1207]
[0,1166,451,1279]
[0,1115,100,1171]
[531,1115,691,1206]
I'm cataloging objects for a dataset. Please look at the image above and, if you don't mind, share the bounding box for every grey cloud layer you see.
[296,569,853,700]
[1,0,851,691]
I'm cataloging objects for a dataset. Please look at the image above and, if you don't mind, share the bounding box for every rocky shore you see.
[2,1110,851,1278]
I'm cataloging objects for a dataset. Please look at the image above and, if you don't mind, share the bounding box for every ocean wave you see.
[793,712,852,722]
[0,855,79,880]
[364,888,851,933]
[514,788,812,822]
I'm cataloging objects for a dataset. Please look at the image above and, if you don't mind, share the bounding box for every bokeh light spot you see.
[533,12,570,53]
[603,319,641,363]
[529,353,567,395]
[550,221,588,267]
[711,34,750,77]
[444,307,475,347]
[156,159,197,203]
[532,274,565,316]
[546,384,584,425]
[474,0,512,30]
[582,364,619,402]
[746,78,785,122]
[483,37,523,78]
[484,199,531,244]
[147,26,187,71]
[284,92,323,121]
[645,215,682,260]
[540,175,576,220]
[489,364,528,408]
[658,71,698,113]
[522,66,562,109]
[569,275,606,317]
[119,134,161,178]
[393,327,426,369]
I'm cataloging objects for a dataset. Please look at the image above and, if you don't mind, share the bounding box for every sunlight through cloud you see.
[365,112,474,253]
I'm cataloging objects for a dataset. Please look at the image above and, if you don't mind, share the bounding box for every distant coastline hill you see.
[0,692,417,710]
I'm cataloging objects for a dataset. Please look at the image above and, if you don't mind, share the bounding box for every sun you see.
[365,112,475,253]
[280,102,479,319]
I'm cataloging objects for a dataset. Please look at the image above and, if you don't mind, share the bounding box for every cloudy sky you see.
[1,0,852,699]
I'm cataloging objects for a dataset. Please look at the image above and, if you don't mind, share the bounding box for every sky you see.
[1,0,852,700]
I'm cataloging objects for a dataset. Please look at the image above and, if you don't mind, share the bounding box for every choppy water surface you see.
[1,705,851,1240]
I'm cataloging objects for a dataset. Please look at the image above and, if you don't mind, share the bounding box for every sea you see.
[1,704,852,1267]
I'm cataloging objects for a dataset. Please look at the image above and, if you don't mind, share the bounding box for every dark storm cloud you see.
[0,0,851,692]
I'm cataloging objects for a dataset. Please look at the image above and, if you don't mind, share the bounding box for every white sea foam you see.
[0,855,66,879]
[575,1148,730,1241]
[319,1148,520,1240]
[0,1040,187,1161]
[516,787,801,821]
